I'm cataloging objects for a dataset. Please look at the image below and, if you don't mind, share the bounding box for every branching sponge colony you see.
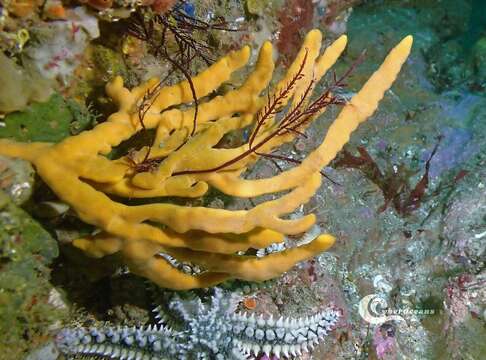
[0,30,412,289]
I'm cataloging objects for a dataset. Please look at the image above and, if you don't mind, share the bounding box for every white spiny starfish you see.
[56,287,341,359]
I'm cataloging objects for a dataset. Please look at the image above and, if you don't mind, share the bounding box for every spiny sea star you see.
[56,287,341,359]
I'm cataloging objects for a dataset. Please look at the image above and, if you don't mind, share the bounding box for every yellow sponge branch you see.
[203,35,413,197]
[0,30,412,289]
[166,234,335,282]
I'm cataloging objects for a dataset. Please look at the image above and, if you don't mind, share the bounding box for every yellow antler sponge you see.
[0,30,412,289]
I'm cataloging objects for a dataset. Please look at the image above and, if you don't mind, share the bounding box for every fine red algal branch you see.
[174,52,361,178]
[248,50,309,149]
[125,6,241,170]
[334,137,448,216]
[399,137,442,214]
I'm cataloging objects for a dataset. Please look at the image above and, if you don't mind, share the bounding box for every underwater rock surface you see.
[308,1,486,358]
[0,189,63,360]
[0,1,484,360]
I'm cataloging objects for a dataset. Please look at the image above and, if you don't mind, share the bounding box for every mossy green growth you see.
[244,0,283,17]
[0,190,64,360]
[91,44,129,81]
[245,0,269,16]
[0,94,97,142]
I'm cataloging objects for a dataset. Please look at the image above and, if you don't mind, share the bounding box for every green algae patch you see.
[245,0,271,16]
[0,94,97,143]
[91,44,129,81]
[0,190,64,360]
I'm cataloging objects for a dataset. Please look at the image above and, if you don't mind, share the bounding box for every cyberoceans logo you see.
[358,294,405,325]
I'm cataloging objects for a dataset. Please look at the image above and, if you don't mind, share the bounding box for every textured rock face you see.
[0,189,63,360]
[302,1,486,358]
[0,155,35,205]
[0,1,485,359]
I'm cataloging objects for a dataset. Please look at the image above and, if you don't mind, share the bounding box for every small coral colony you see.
[0,1,412,359]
